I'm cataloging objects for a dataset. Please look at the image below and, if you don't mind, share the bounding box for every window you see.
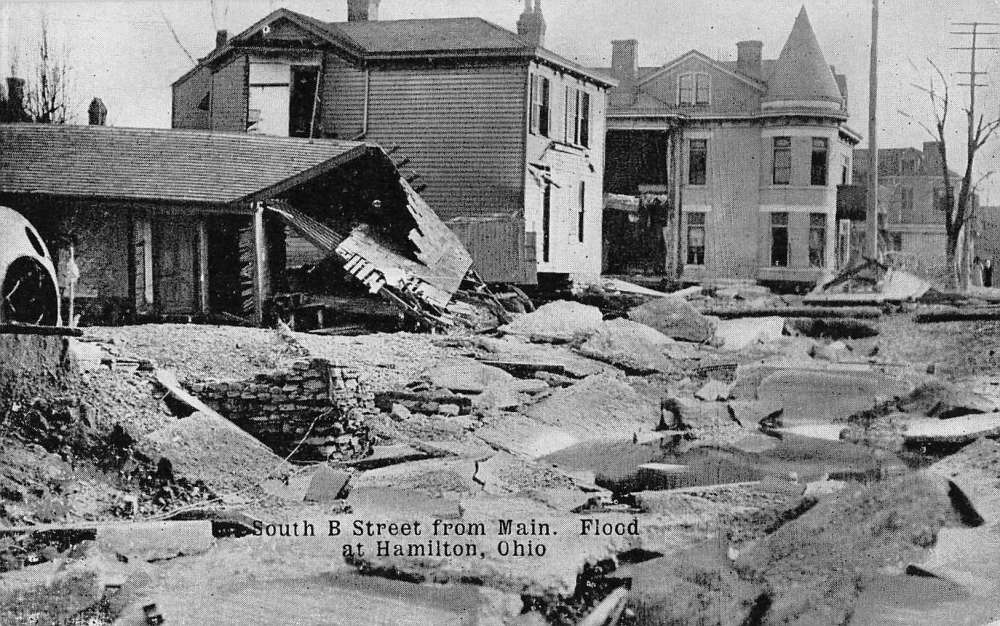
[900,186,914,221]
[565,87,591,147]
[530,75,550,137]
[695,73,710,105]
[686,212,706,265]
[770,212,789,267]
[678,74,694,105]
[773,137,791,185]
[891,232,903,252]
[811,138,828,185]
[577,181,586,243]
[841,156,850,185]
[679,73,710,105]
[809,213,826,267]
[688,139,707,185]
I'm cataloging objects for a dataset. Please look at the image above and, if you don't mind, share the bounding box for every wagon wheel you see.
[1,258,58,326]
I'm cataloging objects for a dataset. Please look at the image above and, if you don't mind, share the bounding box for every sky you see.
[4,0,1000,199]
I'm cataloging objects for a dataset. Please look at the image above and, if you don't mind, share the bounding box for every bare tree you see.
[22,16,75,124]
[900,59,1000,290]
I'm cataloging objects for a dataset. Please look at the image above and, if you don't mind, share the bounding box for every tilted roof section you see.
[763,7,843,104]
[0,124,372,206]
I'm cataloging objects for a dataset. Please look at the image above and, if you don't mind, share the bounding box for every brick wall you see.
[189,358,375,461]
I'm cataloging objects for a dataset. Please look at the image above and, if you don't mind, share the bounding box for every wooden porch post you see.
[197,218,210,313]
[252,203,268,325]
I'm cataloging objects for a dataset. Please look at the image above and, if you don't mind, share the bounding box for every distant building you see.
[600,8,860,285]
[853,142,978,274]
[171,0,615,285]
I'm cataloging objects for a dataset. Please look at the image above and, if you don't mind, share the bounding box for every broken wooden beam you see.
[913,307,1000,323]
[700,306,882,319]
[0,323,82,337]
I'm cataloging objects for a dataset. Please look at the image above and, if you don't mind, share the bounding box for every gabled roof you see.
[181,8,614,88]
[637,50,767,91]
[763,7,843,104]
[0,124,373,206]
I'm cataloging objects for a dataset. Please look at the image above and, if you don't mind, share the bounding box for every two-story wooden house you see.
[171,0,614,285]
[601,7,860,286]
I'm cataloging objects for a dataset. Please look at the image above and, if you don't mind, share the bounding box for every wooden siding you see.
[524,61,607,277]
[322,53,367,139]
[641,57,762,116]
[361,64,528,222]
[447,215,536,284]
[172,65,212,130]
[211,55,249,132]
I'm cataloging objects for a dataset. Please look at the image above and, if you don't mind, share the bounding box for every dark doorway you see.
[289,66,319,138]
[206,217,242,315]
[152,217,198,313]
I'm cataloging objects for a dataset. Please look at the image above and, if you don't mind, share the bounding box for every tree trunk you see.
[946,232,959,290]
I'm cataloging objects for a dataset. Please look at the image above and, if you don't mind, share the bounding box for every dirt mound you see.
[736,472,961,624]
[138,412,286,493]
[498,301,603,343]
[576,318,678,374]
[628,297,716,343]
[524,374,657,442]
[898,380,998,419]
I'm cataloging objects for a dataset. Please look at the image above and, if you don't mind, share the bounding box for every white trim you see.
[761,127,838,138]
[640,49,765,91]
[762,99,843,111]
[683,129,713,140]
[684,204,712,212]
[760,205,835,213]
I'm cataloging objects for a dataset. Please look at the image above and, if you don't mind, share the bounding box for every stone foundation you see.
[189,358,375,461]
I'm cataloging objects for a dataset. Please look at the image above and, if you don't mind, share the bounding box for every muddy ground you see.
[2,293,1000,625]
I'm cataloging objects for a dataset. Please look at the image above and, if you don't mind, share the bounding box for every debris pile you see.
[498,300,604,343]
[628,296,716,343]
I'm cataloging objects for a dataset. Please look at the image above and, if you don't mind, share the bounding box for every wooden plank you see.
[252,203,268,326]
[197,218,210,313]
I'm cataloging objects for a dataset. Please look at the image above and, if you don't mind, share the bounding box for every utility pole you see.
[951,21,999,286]
[866,0,879,261]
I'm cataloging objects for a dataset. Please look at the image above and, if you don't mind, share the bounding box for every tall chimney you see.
[347,0,380,22]
[611,39,638,83]
[736,40,763,78]
[88,98,107,126]
[215,29,228,49]
[517,0,546,48]
[4,77,26,122]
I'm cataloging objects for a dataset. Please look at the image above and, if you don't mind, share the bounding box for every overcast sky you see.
[5,0,1000,200]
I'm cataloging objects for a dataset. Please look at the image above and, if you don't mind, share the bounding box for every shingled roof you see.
[332,17,530,54]
[763,7,843,105]
[0,124,373,206]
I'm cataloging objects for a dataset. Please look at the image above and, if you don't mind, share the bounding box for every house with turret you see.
[601,7,860,286]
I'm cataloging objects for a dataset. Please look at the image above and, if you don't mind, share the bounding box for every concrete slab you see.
[713,316,784,351]
[903,414,1000,446]
[303,465,351,502]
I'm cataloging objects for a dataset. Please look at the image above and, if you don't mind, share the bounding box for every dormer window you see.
[678,72,710,106]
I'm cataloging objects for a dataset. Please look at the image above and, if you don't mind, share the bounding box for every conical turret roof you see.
[764,7,843,105]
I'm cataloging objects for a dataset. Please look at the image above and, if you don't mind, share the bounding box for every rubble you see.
[897,379,998,418]
[138,411,285,493]
[713,316,784,351]
[498,300,604,343]
[628,296,716,343]
[524,374,658,442]
[576,318,680,373]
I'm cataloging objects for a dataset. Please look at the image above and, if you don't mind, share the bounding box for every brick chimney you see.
[517,0,546,48]
[736,40,763,78]
[88,98,107,126]
[611,39,638,83]
[4,77,26,122]
[215,29,228,49]
[347,0,380,22]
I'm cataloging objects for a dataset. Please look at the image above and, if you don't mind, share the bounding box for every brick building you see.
[600,8,860,285]
[171,0,615,285]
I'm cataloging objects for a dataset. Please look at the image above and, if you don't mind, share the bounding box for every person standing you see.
[985,258,994,288]
[972,257,984,288]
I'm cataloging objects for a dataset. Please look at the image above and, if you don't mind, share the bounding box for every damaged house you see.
[600,8,861,286]
[170,0,615,286]
[0,123,472,327]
